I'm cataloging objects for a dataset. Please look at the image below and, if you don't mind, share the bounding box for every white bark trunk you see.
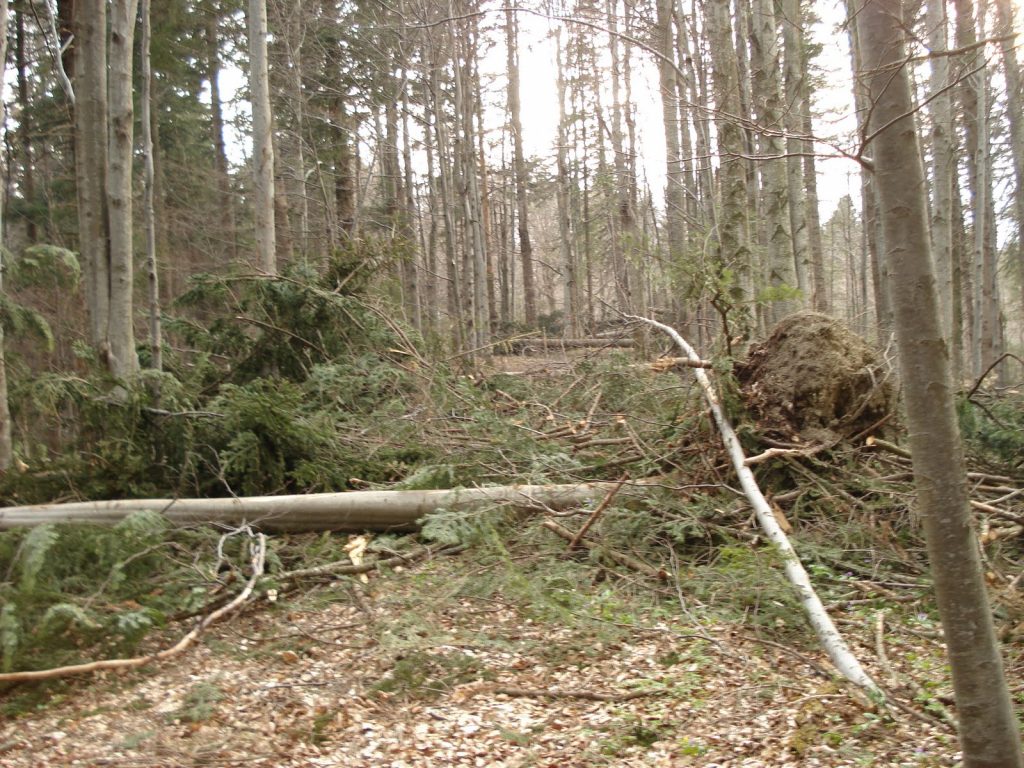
[107,0,140,379]
[248,0,276,274]
[0,482,637,532]
[629,313,880,697]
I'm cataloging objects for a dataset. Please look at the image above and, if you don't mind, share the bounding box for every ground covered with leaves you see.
[0,531,968,767]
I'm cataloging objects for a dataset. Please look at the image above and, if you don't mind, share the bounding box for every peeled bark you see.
[0,482,637,532]
[857,0,1023,762]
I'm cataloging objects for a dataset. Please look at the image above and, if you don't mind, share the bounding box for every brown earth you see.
[736,313,894,445]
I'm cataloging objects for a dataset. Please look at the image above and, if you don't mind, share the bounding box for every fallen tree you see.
[627,313,882,699]
[0,481,645,532]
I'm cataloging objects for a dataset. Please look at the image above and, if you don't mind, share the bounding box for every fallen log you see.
[497,337,634,352]
[0,481,642,532]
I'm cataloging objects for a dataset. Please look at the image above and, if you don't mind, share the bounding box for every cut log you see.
[0,481,640,532]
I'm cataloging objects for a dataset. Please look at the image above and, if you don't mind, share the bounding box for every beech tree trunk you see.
[140,0,161,372]
[248,0,277,274]
[504,3,537,327]
[856,0,1024,763]
[0,482,639,532]
[73,0,111,359]
[107,0,140,379]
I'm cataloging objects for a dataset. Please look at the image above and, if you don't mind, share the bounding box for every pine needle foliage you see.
[0,513,224,674]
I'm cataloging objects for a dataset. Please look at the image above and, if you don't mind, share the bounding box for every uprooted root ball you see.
[735,312,894,444]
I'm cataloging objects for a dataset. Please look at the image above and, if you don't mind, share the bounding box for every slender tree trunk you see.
[705,0,752,338]
[657,0,686,285]
[140,0,161,372]
[73,0,111,356]
[207,7,236,260]
[107,0,140,379]
[856,1,1024,763]
[781,0,810,305]
[846,0,889,340]
[0,0,12,470]
[952,0,983,376]
[248,0,276,274]
[927,0,954,349]
[555,28,576,335]
[993,0,1024,356]
[504,3,536,327]
[749,0,795,324]
[15,3,35,243]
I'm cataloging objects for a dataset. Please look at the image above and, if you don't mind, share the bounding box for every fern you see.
[39,602,101,634]
[0,604,19,673]
[17,524,59,595]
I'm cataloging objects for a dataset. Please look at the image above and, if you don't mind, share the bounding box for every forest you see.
[0,0,1023,764]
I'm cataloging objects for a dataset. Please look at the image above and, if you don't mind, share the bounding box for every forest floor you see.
[0,540,961,768]
[2,338,1019,767]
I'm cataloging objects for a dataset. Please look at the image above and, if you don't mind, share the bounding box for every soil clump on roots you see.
[736,312,894,444]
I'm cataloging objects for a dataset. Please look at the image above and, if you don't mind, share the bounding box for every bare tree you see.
[856,0,1023,763]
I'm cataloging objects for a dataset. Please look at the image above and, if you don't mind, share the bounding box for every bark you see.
[994,0,1024,355]
[504,3,537,327]
[248,0,277,274]
[0,0,10,471]
[73,0,110,356]
[0,482,641,532]
[927,0,955,346]
[705,0,752,335]
[207,7,235,257]
[15,3,35,242]
[657,0,686,286]
[555,28,577,334]
[846,0,889,340]
[952,0,983,376]
[780,0,810,304]
[749,0,795,324]
[856,0,1024,762]
[141,0,161,372]
[107,0,140,379]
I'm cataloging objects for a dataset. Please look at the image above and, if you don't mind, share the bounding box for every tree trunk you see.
[705,0,752,338]
[927,0,955,348]
[0,482,640,532]
[140,0,161,372]
[207,6,236,260]
[0,0,11,471]
[248,0,277,274]
[504,3,537,327]
[749,0,795,324]
[781,0,810,305]
[856,0,1024,763]
[15,3,35,243]
[657,0,686,287]
[994,0,1024,358]
[107,0,140,379]
[73,0,111,357]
